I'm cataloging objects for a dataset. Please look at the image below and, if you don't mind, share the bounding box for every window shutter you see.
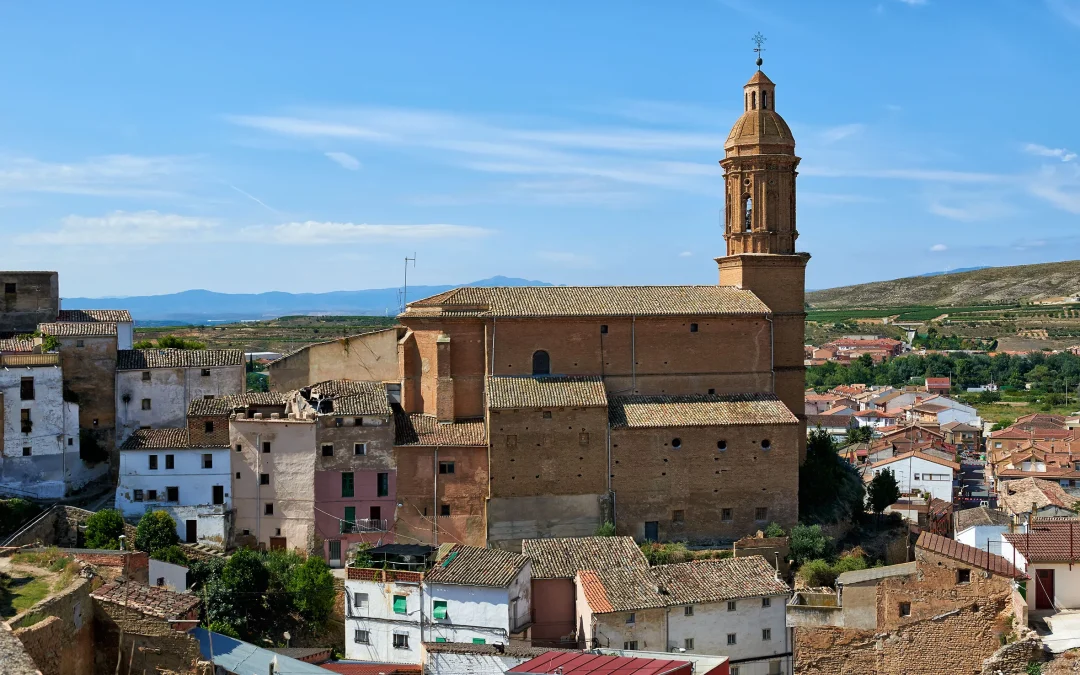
[433,601,448,619]
[393,595,407,614]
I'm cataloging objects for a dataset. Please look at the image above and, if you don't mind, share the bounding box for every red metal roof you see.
[320,663,422,675]
[510,652,693,675]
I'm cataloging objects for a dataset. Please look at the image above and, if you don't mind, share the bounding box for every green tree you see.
[991,418,1014,432]
[867,469,901,515]
[763,522,786,538]
[789,523,830,565]
[594,521,616,536]
[847,426,873,444]
[799,428,866,523]
[135,510,180,554]
[151,545,190,566]
[288,557,337,626]
[84,509,126,549]
[351,542,374,568]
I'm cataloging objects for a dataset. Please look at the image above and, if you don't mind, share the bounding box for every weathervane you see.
[752,32,766,69]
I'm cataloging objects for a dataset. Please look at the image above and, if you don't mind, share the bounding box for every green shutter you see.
[433,600,447,619]
[435,638,447,643]
[472,638,485,645]
[393,595,407,614]
[342,472,354,498]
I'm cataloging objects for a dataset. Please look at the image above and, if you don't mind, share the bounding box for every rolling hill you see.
[806,260,1080,309]
[63,276,550,322]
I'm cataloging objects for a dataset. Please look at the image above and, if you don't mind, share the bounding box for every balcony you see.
[340,518,388,534]
[1,353,59,368]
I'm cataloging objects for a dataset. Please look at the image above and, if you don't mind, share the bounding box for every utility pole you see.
[402,254,417,314]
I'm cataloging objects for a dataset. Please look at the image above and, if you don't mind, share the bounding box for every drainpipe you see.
[256,432,262,547]
[631,316,636,393]
[491,319,497,374]
[765,314,775,392]
[433,447,439,546]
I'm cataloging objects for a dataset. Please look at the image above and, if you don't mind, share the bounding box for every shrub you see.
[135,511,180,554]
[790,524,830,565]
[351,542,373,568]
[763,522,786,538]
[288,557,336,626]
[640,542,692,566]
[85,509,125,549]
[797,559,837,587]
[152,545,190,566]
[595,521,616,536]
[206,621,240,639]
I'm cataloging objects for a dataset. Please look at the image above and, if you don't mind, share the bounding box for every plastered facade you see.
[116,364,244,445]
[394,444,488,546]
[344,575,424,664]
[0,271,58,335]
[269,327,403,392]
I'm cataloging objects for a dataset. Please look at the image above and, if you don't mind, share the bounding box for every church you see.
[389,64,810,550]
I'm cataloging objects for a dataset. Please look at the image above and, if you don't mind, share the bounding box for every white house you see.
[115,427,232,547]
[955,506,1020,557]
[344,544,531,665]
[869,450,958,504]
[150,558,190,593]
[575,556,790,675]
[0,352,103,498]
[115,349,245,445]
[1002,520,1080,613]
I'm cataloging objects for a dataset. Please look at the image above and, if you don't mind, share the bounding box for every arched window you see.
[751,91,757,110]
[762,91,768,109]
[532,350,550,376]
[743,196,753,232]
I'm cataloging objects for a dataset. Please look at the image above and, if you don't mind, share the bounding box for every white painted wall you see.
[344,577,423,664]
[426,584,512,645]
[427,652,530,675]
[956,525,1016,557]
[150,558,190,592]
[1001,539,1080,610]
[0,364,102,498]
[937,408,981,427]
[116,364,244,444]
[115,446,232,547]
[117,322,134,350]
[872,455,954,503]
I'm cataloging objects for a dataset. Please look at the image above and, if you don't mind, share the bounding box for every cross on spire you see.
[752,32,766,69]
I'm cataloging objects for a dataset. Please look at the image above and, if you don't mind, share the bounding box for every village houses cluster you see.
[0,61,1072,675]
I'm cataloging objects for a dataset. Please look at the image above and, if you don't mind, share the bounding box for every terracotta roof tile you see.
[424,544,528,587]
[57,309,132,322]
[916,532,1026,579]
[0,338,35,352]
[186,392,289,416]
[321,663,421,675]
[405,285,770,318]
[1003,520,1080,563]
[608,393,797,429]
[955,506,1011,532]
[488,376,608,410]
[871,450,960,472]
[117,349,244,370]
[91,580,201,620]
[522,536,648,579]
[393,406,486,447]
[120,428,190,449]
[578,569,616,613]
[1000,477,1075,515]
[305,380,391,417]
[40,321,117,337]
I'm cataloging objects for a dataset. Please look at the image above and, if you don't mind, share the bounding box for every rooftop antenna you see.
[752,32,766,69]
[402,253,417,313]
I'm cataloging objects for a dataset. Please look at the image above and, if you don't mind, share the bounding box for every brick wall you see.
[187,414,230,446]
[72,550,149,584]
[92,600,203,675]
[394,445,488,546]
[57,335,117,470]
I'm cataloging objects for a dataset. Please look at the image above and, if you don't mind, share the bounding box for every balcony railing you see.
[1,353,59,367]
[340,518,388,534]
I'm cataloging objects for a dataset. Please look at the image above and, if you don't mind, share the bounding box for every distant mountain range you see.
[915,266,990,277]
[807,261,1080,308]
[63,276,551,323]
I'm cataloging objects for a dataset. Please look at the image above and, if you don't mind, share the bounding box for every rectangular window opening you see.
[165,454,175,470]
[354,443,366,456]
[342,472,354,498]
[377,472,389,497]
[439,461,455,474]
[202,454,213,469]
[322,444,334,457]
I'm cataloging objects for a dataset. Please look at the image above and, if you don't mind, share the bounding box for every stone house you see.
[114,427,232,547]
[576,556,790,675]
[115,348,245,446]
[521,535,650,647]
[0,351,101,498]
[955,506,1017,556]
[0,271,59,335]
[299,379,398,566]
[344,545,531,664]
[998,477,1077,522]
[1003,519,1080,612]
[268,326,404,392]
[942,420,981,453]
[788,532,1029,674]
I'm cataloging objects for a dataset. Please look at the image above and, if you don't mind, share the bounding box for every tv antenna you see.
[401,253,417,313]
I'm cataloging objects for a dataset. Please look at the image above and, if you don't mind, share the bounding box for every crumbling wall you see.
[92,601,202,675]
[10,577,94,675]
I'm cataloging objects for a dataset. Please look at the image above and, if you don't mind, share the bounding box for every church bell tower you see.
[716,49,810,453]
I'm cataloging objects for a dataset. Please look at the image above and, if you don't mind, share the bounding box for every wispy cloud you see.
[1047,0,1080,28]
[1025,143,1076,162]
[227,183,281,215]
[896,0,927,5]
[679,251,693,257]
[818,124,865,144]
[1028,165,1080,214]
[325,151,362,170]
[226,115,388,140]
[930,243,948,252]
[0,155,189,197]
[801,166,1007,183]
[17,211,493,246]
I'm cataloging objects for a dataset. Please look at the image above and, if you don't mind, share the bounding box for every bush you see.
[763,522,786,538]
[640,542,692,565]
[152,545,190,566]
[797,559,837,587]
[790,524,830,565]
[85,509,126,549]
[206,621,240,639]
[135,511,179,554]
[351,542,373,568]
[595,521,616,536]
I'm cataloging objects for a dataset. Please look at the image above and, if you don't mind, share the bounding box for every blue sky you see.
[1,1,1079,297]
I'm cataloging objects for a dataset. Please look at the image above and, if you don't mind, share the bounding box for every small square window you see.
[393,634,409,649]
[768,661,781,675]
[202,454,213,469]
[600,325,608,334]
[147,489,157,501]
[626,613,635,624]
[684,638,694,650]
[265,503,274,515]
[141,371,151,381]
[76,340,85,348]
[201,368,211,376]
[3,282,15,293]
[68,438,73,446]
[726,633,736,645]
[166,486,178,502]
[899,602,911,617]
[762,597,771,608]
[433,600,448,619]
[354,629,370,644]
[203,394,214,400]
[236,472,241,479]
[22,447,31,456]
[957,569,971,584]
[262,441,271,453]
[672,510,684,523]
[205,421,214,433]
[727,600,736,612]
[148,455,158,470]
[354,592,369,609]
[141,398,152,410]
[623,641,637,650]
[762,628,772,641]
[133,489,144,502]
[354,443,366,455]
[165,454,174,469]
[439,461,455,474]
[156,577,165,587]
[393,595,407,614]
[732,668,740,675]
[440,504,451,517]
[235,444,242,452]
[722,508,733,522]
[242,529,249,535]
[690,323,698,332]
[322,444,334,457]
[260,473,269,485]
[334,418,343,428]
[755,507,768,521]
[542,411,552,419]
[684,605,693,616]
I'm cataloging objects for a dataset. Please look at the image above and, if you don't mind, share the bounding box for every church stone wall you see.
[394,444,488,547]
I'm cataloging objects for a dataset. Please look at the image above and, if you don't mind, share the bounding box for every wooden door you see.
[1036,568,1055,610]
[644,521,659,542]
[269,536,287,551]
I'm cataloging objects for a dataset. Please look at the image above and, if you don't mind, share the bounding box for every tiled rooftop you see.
[405,285,770,318]
[92,580,201,619]
[57,309,132,322]
[39,321,117,337]
[117,349,244,370]
[608,393,797,429]
[187,392,289,416]
[522,536,648,579]
[424,544,529,588]
[120,428,191,450]
[1000,477,1074,514]
[306,380,391,417]
[1003,520,1080,563]
[488,376,608,410]
[871,450,960,471]
[916,532,1026,579]
[0,338,35,352]
[955,506,1011,532]
[392,406,486,446]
